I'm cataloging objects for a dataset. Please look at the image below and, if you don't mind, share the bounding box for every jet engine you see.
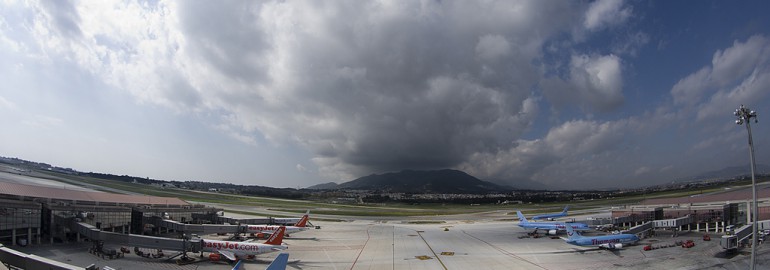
[547,230,557,235]
[600,243,623,249]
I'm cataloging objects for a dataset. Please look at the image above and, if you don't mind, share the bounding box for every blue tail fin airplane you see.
[532,206,569,220]
[266,253,289,270]
[516,211,589,235]
[231,260,243,270]
[563,223,639,249]
[231,253,289,270]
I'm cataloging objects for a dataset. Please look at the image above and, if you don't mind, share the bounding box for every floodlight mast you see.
[734,104,758,270]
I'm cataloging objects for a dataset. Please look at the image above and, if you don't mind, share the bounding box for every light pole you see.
[734,104,758,270]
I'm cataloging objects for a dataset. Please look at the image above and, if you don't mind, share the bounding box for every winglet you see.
[265,226,285,245]
[516,211,528,223]
[266,253,289,270]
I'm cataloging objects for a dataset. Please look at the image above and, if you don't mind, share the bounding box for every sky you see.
[1,0,769,190]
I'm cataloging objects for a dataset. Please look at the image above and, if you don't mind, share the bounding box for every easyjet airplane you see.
[245,213,311,237]
[201,226,288,261]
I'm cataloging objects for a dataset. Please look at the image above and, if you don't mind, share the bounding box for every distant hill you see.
[332,169,507,193]
[306,182,339,190]
[690,164,770,181]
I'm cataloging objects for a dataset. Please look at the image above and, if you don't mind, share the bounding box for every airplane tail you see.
[562,206,570,215]
[231,260,243,270]
[564,223,582,241]
[516,211,528,223]
[295,213,310,227]
[266,253,289,270]
[265,226,285,245]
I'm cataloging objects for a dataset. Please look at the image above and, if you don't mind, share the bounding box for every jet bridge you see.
[144,216,245,235]
[58,215,202,253]
[652,215,693,229]
[621,221,653,235]
[0,244,87,270]
[720,219,770,251]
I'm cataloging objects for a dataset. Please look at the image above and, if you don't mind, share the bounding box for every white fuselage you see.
[201,239,286,257]
[246,224,306,235]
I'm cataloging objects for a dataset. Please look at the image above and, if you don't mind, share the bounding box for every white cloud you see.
[475,35,511,61]
[671,67,712,106]
[667,35,770,123]
[22,115,63,129]
[542,53,624,112]
[295,164,307,172]
[7,0,769,190]
[584,0,632,31]
[0,95,16,110]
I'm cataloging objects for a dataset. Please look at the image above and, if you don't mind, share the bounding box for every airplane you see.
[245,212,311,237]
[201,226,288,261]
[232,260,244,270]
[563,222,640,249]
[265,253,289,270]
[231,253,289,270]
[531,206,569,221]
[272,210,311,226]
[516,211,590,235]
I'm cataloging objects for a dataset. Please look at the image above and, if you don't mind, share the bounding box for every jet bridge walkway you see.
[622,221,653,235]
[144,216,245,235]
[56,215,203,253]
[720,219,770,251]
[0,244,88,270]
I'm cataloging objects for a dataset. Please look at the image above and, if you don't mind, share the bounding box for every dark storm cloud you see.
[177,1,270,84]
[169,1,580,179]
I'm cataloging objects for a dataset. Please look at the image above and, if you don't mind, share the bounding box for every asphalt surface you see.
[7,213,769,270]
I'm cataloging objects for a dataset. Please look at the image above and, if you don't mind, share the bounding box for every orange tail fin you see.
[295,214,309,227]
[264,226,285,245]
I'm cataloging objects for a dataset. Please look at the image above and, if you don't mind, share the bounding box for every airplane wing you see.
[217,250,237,261]
[266,253,289,270]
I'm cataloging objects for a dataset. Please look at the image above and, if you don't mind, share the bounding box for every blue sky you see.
[1,0,769,189]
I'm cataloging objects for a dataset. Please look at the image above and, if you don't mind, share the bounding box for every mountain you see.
[335,169,506,193]
[690,164,770,181]
[306,182,339,190]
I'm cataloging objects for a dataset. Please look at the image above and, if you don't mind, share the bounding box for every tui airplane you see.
[531,206,569,220]
[516,211,589,235]
[563,223,639,249]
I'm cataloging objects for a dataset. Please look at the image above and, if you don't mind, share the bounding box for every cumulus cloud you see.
[584,0,632,31]
[668,35,770,123]
[0,96,16,110]
[5,0,640,187]
[542,54,625,112]
[8,0,769,189]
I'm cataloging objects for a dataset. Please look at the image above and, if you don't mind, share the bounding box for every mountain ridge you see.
[308,169,507,193]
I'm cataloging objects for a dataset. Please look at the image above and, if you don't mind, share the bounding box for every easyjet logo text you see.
[248,225,277,231]
[204,241,259,252]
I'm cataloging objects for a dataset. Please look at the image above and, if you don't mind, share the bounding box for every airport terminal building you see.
[0,181,216,247]
[609,186,770,233]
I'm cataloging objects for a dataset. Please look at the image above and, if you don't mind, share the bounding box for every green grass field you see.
[31,169,763,217]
